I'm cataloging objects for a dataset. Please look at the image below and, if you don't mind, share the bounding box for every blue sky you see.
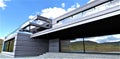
[0,0,120,43]
[0,0,91,38]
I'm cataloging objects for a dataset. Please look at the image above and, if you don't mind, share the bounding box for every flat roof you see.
[31,6,120,39]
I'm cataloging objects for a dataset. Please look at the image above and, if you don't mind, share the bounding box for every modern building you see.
[1,0,120,57]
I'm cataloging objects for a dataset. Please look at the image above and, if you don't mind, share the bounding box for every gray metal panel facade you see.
[49,39,60,52]
[14,33,49,57]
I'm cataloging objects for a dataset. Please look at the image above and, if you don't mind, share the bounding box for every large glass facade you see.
[85,35,120,53]
[60,34,120,54]
[3,38,15,52]
[61,39,84,52]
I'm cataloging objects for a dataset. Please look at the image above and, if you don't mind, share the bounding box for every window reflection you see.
[61,40,71,52]
[60,34,120,53]
[85,35,120,53]
[3,38,15,52]
[61,39,84,52]
[110,0,120,7]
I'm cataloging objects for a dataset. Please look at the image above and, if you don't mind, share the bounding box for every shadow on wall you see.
[0,39,3,53]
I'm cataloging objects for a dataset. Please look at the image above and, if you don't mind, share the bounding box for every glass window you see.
[95,3,107,13]
[60,38,84,52]
[61,40,71,52]
[61,17,73,24]
[60,34,120,54]
[84,34,120,53]
[82,11,87,17]
[72,14,79,20]
[9,40,14,52]
[3,38,15,52]
[0,40,3,53]
[110,0,120,7]
[83,8,95,17]
[77,13,82,18]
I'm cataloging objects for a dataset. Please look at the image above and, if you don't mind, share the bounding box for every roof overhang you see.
[31,9,120,39]
[32,14,120,39]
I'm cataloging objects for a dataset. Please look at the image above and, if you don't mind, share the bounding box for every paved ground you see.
[0,52,120,59]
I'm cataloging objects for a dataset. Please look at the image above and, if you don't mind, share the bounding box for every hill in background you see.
[66,41,120,52]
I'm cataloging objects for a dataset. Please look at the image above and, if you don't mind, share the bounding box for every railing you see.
[20,16,37,29]
[5,16,36,39]
[5,28,19,39]
[20,15,51,30]
[56,0,120,26]
[5,15,51,39]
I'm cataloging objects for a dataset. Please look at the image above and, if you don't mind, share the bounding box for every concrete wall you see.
[49,39,60,52]
[14,33,49,57]
[2,33,60,57]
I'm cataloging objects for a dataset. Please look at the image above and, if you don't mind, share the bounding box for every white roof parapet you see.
[5,32,17,41]
[19,15,52,30]
[18,15,52,34]
[31,3,120,37]
[19,15,37,30]
[52,0,110,24]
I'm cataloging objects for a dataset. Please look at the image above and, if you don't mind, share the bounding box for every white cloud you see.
[61,3,65,8]
[40,3,80,19]
[76,3,80,8]
[0,0,7,9]
[70,36,108,43]
[97,36,120,43]
[70,38,83,42]
[67,3,80,12]
[87,0,95,3]
[28,3,81,28]
[71,34,120,43]
[0,0,10,10]
[85,36,108,43]
[67,5,76,12]
[85,35,120,43]
[112,34,120,38]
[40,7,66,19]
[28,15,35,19]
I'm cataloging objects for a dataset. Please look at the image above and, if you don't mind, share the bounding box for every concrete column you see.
[49,39,60,52]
